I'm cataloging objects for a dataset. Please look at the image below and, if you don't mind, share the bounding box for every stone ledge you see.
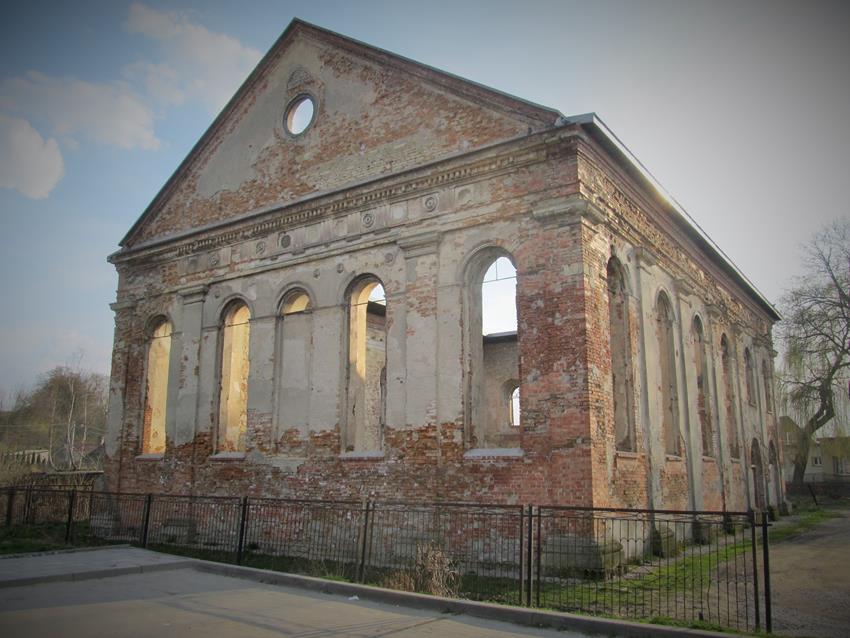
[209,452,247,461]
[135,453,164,461]
[338,451,385,461]
[463,447,523,460]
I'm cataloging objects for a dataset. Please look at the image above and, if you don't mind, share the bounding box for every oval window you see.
[285,96,315,135]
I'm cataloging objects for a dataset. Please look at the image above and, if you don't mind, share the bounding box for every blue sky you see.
[1,0,848,397]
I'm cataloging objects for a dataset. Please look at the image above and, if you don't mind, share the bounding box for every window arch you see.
[656,292,680,455]
[218,301,250,453]
[721,334,740,458]
[281,288,312,315]
[464,248,520,448]
[607,257,635,451]
[744,347,755,405]
[344,276,387,453]
[507,381,521,428]
[691,316,713,456]
[762,359,774,414]
[142,316,172,454]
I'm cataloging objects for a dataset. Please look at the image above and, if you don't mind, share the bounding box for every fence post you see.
[5,488,13,526]
[65,490,76,543]
[236,496,249,565]
[518,507,524,606]
[24,485,33,524]
[357,500,371,583]
[525,504,533,607]
[749,509,761,632]
[140,494,153,548]
[535,506,542,608]
[761,512,773,633]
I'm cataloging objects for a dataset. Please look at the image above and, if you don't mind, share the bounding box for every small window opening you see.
[509,384,521,427]
[285,95,315,135]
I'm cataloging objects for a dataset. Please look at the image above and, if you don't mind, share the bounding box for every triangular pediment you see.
[121,20,561,248]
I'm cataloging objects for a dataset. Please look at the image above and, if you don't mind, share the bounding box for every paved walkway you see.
[770,508,850,638]
[0,547,607,638]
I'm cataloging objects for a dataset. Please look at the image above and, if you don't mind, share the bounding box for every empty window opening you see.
[762,359,773,413]
[142,317,171,454]
[282,290,312,314]
[285,95,315,135]
[721,335,740,458]
[345,278,387,452]
[744,348,755,405]
[656,293,680,456]
[469,251,520,448]
[607,258,635,451]
[218,303,250,453]
[509,384,521,427]
[692,317,713,456]
[482,257,517,336]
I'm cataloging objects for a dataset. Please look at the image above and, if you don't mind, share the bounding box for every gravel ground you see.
[770,508,850,638]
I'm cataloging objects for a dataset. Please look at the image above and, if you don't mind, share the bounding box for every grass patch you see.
[769,508,840,543]
[0,524,70,554]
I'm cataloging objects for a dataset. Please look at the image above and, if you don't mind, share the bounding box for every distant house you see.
[781,416,850,483]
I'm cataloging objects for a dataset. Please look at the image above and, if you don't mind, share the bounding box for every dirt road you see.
[771,509,850,637]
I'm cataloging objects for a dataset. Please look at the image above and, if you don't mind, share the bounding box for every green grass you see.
[769,508,840,543]
[0,523,70,554]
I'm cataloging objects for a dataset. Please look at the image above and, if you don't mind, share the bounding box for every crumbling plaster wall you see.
[107,97,783,510]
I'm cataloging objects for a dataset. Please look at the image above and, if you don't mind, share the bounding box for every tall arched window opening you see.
[467,252,519,448]
[218,302,250,452]
[721,334,740,458]
[692,317,713,456]
[762,359,774,413]
[607,258,635,451]
[276,289,313,436]
[751,439,766,510]
[142,317,171,454]
[344,277,386,452]
[656,293,680,455]
[744,348,755,405]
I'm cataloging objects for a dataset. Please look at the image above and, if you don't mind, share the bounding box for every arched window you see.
[607,257,635,451]
[218,302,250,452]
[762,359,774,414]
[656,293,680,455]
[142,317,171,454]
[344,277,387,452]
[276,289,313,435]
[721,334,740,458]
[692,317,713,456]
[466,250,519,448]
[508,382,521,428]
[744,348,755,405]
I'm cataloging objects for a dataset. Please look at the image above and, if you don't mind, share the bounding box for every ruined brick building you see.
[105,20,786,513]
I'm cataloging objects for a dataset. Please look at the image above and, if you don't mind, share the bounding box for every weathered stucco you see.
[106,20,785,513]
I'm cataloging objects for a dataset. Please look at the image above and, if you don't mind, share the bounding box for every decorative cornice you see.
[532,193,605,226]
[110,299,137,313]
[397,231,441,257]
[179,284,209,304]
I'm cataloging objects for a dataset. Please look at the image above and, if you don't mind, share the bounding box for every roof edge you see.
[567,113,781,322]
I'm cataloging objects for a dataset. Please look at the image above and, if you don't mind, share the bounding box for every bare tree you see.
[779,218,850,485]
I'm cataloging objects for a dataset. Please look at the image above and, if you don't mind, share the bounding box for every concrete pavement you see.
[0,546,733,638]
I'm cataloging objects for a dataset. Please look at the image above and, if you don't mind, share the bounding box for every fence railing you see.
[0,487,772,633]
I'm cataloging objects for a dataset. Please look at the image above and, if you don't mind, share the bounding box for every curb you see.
[0,544,132,561]
[0,559,194,589]
[189,558,736,638]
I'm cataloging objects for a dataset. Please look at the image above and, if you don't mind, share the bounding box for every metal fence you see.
[1,487,772,633]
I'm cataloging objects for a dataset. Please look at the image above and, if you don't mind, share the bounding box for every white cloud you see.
[0,113,64,199]
[125,3,262,114]
[0,71,160,150]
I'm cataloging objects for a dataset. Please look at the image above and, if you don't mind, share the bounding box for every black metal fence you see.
[1,487,772,633]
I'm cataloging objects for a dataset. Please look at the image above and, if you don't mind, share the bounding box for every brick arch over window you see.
[691,315,713,456]
[343,275,386,453]
[607,256,635,451]
[720,334,740,458]
[142,315,172,454]
[462,245,519,449]
[656,291,680,455]
[217,300,250,453]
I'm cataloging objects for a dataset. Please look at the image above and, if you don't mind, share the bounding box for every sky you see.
[1,0,849,397]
